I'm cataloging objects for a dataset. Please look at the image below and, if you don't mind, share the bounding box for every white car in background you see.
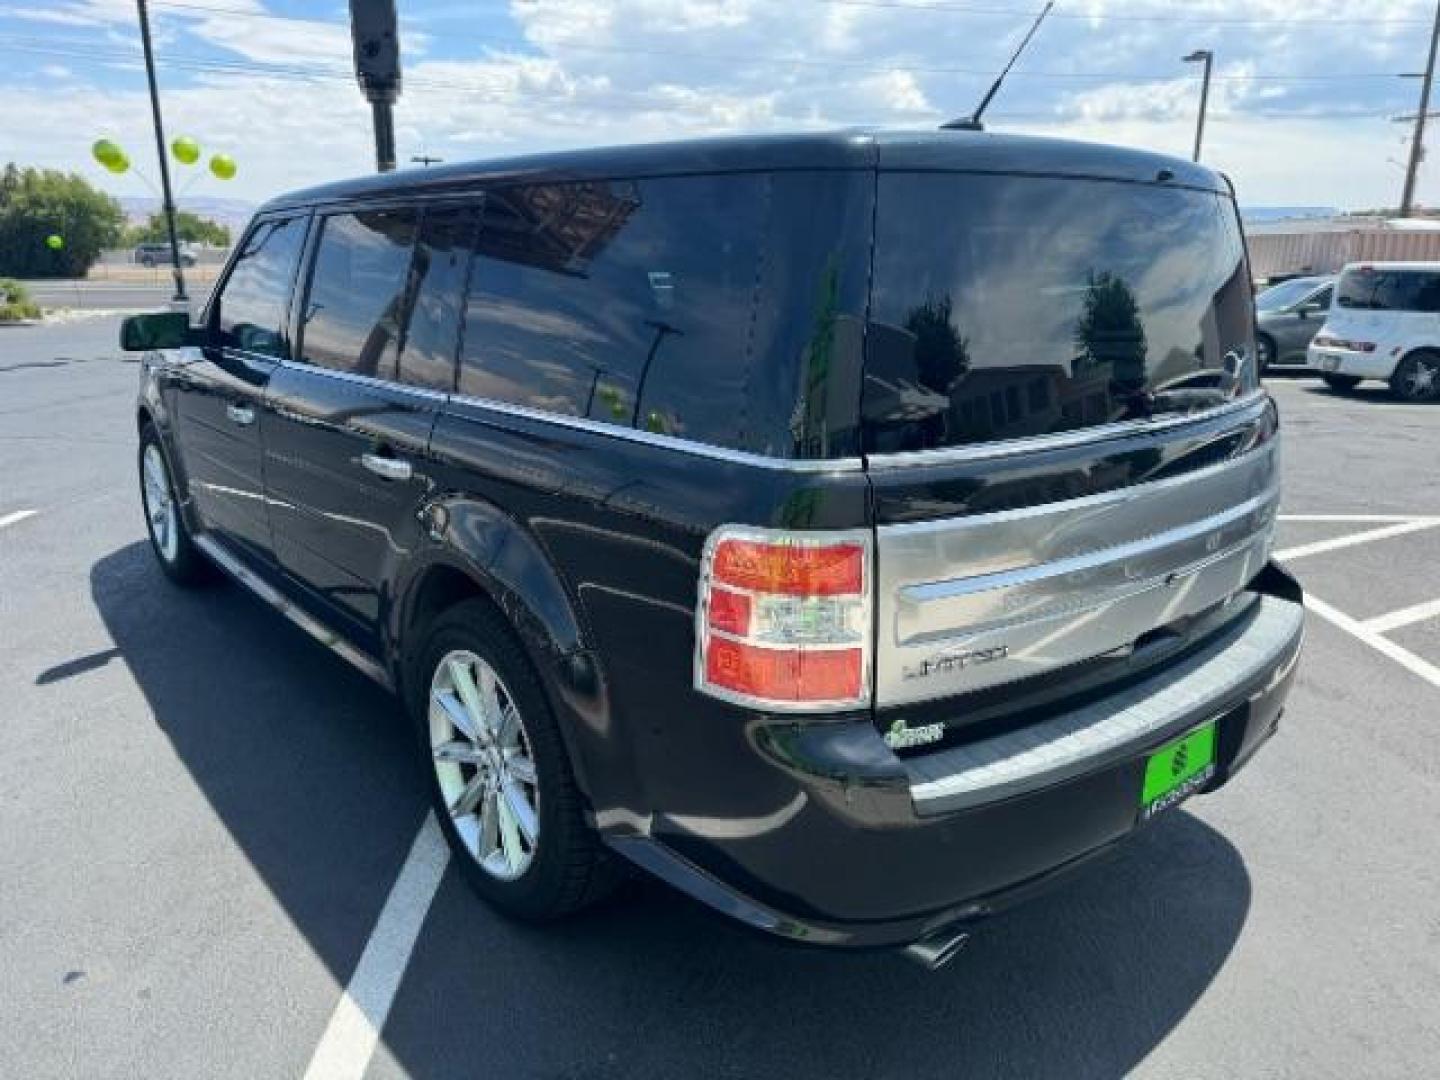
[1307,262,1440,402]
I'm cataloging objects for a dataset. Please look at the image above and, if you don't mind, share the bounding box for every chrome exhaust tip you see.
[903,926,970,970]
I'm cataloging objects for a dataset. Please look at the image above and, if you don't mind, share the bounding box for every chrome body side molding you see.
[192,534,393,689]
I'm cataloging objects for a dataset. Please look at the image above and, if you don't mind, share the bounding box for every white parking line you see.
[1273,519,1440,563]
[1363,597,1440,636]
[1278,514,1440,524]
[301,814,449,1080]
[1305,595,1440,692]
[0,509,38,530]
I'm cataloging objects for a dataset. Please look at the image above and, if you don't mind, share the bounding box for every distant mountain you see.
[116,195,256,234]
[1241,206,1342,224]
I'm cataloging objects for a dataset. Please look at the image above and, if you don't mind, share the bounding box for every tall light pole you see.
[135,0,187,305]
[1401,0,1440,217]
[1183,49,1214,163]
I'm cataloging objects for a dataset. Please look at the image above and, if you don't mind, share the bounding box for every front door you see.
[262,203,474,653]
[169,212,308,568]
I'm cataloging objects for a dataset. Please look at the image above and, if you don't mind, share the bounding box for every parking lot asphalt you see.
[2,319,1439,1079]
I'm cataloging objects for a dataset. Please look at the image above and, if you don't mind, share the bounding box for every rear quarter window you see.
[456,171,872,458]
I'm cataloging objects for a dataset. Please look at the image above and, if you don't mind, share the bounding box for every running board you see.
[193,533,393,690]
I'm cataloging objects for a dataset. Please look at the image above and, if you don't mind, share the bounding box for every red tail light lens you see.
[696,527,872,711]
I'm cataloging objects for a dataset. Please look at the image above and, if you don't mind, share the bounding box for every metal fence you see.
[1248,229,1440,280]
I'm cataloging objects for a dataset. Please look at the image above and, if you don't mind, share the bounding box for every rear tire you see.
[411,599,618,921]
[1256,334,1275,375]
[138,425,209,586]
[1322,373,1361,393]
[1389,351,1440,402]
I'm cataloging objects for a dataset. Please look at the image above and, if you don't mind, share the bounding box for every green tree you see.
[125,210,231,247]
[0,164,124,278]
[1074,270,1148,389]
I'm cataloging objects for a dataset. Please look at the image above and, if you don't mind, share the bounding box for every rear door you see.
[263,202,475,651]
[861,170,1277,722]
[170,212,308,567]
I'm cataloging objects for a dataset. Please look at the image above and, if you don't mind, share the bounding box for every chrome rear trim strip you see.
[906,595,1304,817]
[193,534,393,689]
[865,392,1268,470]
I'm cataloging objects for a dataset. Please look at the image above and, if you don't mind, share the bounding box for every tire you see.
[1256,334,1276,375]
[411,599,617,921]
[138,425,210,586]
[1322,373,1362,393]
[1389,351,1440,403]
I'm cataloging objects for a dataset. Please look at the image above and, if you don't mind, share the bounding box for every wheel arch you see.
[390,499,634,824]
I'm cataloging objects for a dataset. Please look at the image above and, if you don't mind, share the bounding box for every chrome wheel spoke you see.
[447,659,490,742]
[449,772,487,819]
[506,753,537,785]
[434,685,482,744]
[479,789,499,856]
[496,702,519,746]
[477,664,505,736]
[496,791,525,871]
[501,779,539,845]
[433,739,486,765]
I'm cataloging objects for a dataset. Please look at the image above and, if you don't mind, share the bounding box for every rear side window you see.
[299,208,419,378]
[865,174,1254,454]
[1336,268,1440,312]
[215,215,307,358]
[457,172,871,457]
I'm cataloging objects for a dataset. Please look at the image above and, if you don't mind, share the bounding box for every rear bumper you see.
[610,565,1304,951]
[1306,344,1396,379]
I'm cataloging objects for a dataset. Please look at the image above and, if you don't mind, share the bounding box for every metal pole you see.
[135,0,187,304]
[371,100,396,172]
[1193,51,1213,162]
[1401,0,1440,217]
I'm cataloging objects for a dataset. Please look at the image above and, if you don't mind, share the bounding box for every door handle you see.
[226,403,255,427]
[360,452,413,482]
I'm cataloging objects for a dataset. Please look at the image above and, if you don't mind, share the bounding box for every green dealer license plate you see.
[1140,722,1217,821]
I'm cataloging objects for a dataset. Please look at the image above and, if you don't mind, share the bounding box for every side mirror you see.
[1296,302,1323,319]
[120,310,198,351]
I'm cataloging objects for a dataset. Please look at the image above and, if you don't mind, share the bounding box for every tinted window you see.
[865,174,1254,453]
[299,209,418,378]
[1337,267,1440,312]
[398,204,476,391]
[457,172,872,457]
[215,215,307,358]
[1311,286,1333,309]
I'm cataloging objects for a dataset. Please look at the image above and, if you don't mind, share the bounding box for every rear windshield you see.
[1335,267,1440,312]
[864,174,1255,454]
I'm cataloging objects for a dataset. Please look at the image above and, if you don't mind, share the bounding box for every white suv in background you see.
[1307,262,1440,401]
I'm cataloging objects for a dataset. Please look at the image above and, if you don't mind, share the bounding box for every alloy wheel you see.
[141,443,179,563]
[1400,355,1439,401]
[429,649,540,881]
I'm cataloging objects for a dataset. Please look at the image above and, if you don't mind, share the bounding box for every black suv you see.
[123,131,1304,965]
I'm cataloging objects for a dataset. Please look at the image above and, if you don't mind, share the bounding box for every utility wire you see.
[141,1,1421,83]
[813,0,1435,27]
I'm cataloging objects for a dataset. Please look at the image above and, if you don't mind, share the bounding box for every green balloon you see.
[46,234,64,251]
[171,135,201,165]
[106,153,130,175]
[92,138,124,169]
[209,153,236,180]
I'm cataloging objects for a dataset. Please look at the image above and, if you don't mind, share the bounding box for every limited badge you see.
[885,718,945,750]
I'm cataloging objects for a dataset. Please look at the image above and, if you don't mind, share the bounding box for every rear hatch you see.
[860,164,1277,726]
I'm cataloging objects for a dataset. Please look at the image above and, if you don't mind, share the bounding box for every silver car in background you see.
[1255,275,1334,373]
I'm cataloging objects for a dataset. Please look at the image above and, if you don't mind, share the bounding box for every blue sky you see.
[2,0,1437,210]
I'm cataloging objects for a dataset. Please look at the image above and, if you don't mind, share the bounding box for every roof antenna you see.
[941,1,1055,131]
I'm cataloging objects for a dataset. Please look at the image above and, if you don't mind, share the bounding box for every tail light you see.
[695,526,872,711]
[1313,334,1376,353]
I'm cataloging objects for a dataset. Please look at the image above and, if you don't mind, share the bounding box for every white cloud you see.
[2,0,1438,211]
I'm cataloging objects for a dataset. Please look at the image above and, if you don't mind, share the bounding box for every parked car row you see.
[1256,262,1440,402]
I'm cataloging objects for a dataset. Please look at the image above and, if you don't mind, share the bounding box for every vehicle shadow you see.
[90,542,1252,1080]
